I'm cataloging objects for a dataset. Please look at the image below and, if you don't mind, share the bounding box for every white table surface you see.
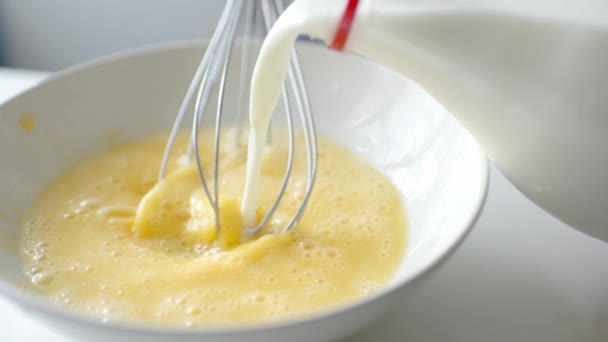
[1,68,607,342]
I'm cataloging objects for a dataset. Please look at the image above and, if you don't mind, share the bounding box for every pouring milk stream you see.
[242,0,608,243]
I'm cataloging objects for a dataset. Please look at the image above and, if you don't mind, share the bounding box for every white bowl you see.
[0,41,488,342]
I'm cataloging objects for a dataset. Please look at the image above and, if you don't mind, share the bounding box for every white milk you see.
[243,0,608,243]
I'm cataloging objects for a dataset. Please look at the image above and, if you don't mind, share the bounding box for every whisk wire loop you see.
[161,0,318,238]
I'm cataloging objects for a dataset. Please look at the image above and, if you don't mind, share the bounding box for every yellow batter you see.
[20,130,407,327]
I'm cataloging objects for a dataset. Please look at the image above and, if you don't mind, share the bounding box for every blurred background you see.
[0,0,227,70]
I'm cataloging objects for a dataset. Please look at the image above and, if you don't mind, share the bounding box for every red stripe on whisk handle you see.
[329,0,360,51]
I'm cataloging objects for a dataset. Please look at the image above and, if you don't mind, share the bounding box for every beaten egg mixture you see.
[21,130,407,327]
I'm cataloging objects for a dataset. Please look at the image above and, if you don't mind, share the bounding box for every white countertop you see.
[1,68,606,342]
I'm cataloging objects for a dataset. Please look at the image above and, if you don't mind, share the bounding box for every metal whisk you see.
[159,0,318,238]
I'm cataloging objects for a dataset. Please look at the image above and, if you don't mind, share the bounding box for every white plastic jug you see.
[252,0,608,242]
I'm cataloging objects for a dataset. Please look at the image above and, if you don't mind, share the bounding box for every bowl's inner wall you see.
[0,43,484,293]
